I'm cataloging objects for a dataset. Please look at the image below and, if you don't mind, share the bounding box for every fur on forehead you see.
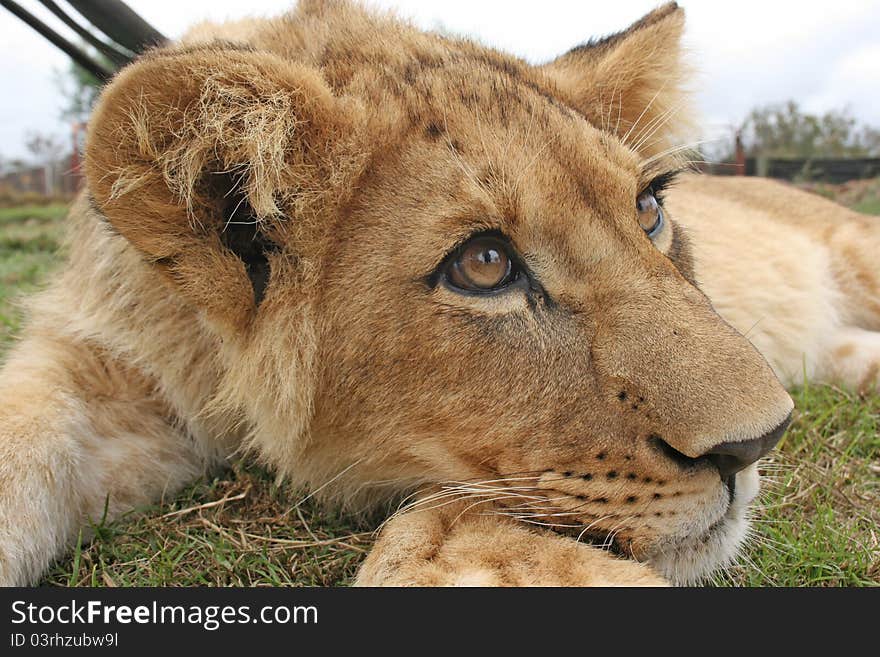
[186,0,695,162]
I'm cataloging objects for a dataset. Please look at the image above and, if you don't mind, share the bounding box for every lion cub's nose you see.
[704,412,792,478]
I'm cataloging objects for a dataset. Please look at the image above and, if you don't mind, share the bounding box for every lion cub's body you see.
[673,175,880,392]
[0,0,875,587]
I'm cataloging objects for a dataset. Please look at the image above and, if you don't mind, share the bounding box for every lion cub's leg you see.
[0,334,219,585]
[820,327,880,393]
[355,499,667,587]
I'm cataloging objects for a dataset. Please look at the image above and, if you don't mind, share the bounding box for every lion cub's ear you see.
[541,2,692,159]
[85,45,362,332]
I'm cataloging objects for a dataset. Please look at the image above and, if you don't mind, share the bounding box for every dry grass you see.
[42,463,376,586]
[798,177,880,215]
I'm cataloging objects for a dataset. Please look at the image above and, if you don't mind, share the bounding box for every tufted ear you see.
[85,45,362,332]
[541,2,692,159]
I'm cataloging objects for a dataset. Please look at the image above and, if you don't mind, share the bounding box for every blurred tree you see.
[54,46,110,124]
[25,131,65,165]
[25,131,66,195]
[3,158,29,174]
[724,101,880,160]
[56,62,102,123]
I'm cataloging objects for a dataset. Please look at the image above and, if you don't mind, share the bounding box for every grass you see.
[800,177,880,217]
[854,199,880,215]
[717,384,879,586]
[42,464,373,587]
[0,189,877,587]
[0,203,67,349]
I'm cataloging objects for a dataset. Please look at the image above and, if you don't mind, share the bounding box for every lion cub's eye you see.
[445,236,515,292]
[637,191,664,238]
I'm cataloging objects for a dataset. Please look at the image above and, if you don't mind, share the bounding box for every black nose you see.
[705,412,792,478]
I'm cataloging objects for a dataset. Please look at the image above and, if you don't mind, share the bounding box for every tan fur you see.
[2,0,869,587]
[356,497,666,586]
[669,174,880,390]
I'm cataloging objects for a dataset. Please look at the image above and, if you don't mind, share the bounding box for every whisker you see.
[450,493,536,526]
[641,139,720,170]
[498,513,583,531]
[512,133,560,195]
[621,78,670,146]
[577,515,614,543]
[293,457,365,509]
[629,96,694,154]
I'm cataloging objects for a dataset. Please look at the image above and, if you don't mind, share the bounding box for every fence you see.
[703,157,880,184]
[0,159,83,197]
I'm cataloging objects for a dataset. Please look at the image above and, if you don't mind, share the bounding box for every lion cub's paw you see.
[355,499,667,587]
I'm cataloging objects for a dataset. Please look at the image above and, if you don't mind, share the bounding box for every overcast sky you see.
[1,0,879,160]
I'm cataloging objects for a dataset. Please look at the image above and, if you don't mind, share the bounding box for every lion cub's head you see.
[84,0,792,584]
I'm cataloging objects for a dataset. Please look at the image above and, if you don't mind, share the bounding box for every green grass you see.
[0,203,71,224]
[0,191,877,587]
[716,384,879,586]
[854,199,880,215]
[0,203,67,349]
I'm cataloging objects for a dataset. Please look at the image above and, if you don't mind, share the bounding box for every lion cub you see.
[1,0,875,587]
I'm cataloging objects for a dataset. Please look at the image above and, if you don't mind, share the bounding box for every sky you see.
[1,0,879,161]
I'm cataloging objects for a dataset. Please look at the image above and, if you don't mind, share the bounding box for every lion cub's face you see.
[87,1,793,584]
[310,68,791,584]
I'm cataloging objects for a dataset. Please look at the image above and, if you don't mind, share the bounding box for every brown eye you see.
[446,237,514,291]
[637,191,664,237]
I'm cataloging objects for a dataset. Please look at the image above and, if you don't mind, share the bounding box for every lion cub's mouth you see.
[543,472,745,567]
[725,474,736,504]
